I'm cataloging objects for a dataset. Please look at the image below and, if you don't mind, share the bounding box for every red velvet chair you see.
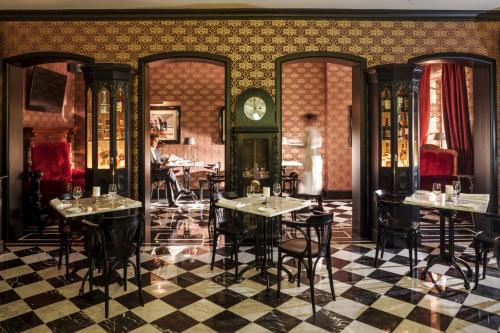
[419,144,458,191]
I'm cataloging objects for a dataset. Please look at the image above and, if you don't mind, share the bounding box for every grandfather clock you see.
[82,64,132,195]
[232,88,279,195]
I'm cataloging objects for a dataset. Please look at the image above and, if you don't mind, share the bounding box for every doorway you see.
[138,52,232,243]
[409,53,497,213]
[2,52,94,244]
[276,52,368,239]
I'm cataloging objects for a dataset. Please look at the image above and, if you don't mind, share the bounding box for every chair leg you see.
[104,263,109,318]
[414,232,418,265]
[210,231,218,271]
[482,249,489,279]
[407,232,413,273]
[136,254,144,306]
[277,252,282,298]
[307,256,316,314]
[381,230,387,259]
[374,226,381,267]
[233,239,240,281]
[325,256,336,301]
[297,259,301,287]
[58,233,64,270]
[123,261,128,291]
[88,258,94,298]
[65,237,71,277]
[474,241,481,289]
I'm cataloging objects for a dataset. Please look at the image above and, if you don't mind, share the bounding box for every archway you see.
[138,52,232,241]
[408,52,497,212]
[275,52,368,239]
[2,52,95,244]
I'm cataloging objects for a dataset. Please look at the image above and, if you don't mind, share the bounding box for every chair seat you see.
[218,222,256,235]
[385,218,420,232]
[475,231,495,244]
[279,238,319,256]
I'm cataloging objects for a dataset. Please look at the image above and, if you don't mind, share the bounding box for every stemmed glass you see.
[432,183,441,201]
[65,183,73,194]
[273,183,281,208]
[109,184,118,205]
[452,180,461,203]
[73,186,82,205]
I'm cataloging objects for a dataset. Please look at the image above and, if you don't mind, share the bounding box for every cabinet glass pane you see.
[116,88,126,169]
[98,88,110,169]
[396,87,409,167]
[380,87,392,168]
[242,138,269,180]
[86,88,93,168]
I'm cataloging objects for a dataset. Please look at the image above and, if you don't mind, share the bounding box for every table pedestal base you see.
[421,209,472,289]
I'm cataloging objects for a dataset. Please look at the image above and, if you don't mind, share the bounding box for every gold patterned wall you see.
[1,19,499,197]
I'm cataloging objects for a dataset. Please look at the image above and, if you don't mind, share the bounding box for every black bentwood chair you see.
[276,212,335,314]
[373,190,420,272]
[473,213,500,289]
[80,213,144,318]
[210,192,257,281]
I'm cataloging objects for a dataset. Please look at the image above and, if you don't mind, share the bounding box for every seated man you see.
[150,134,182,206]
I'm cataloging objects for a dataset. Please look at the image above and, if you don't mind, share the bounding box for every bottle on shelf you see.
[399,142,408,166]
[383,117,391,140]
[381,88,391,112]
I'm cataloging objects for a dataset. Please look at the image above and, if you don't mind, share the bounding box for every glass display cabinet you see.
[369,64,421,245]
[82,64,132,195]
[370,64,422,195]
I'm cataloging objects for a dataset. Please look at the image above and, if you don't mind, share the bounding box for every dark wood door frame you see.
[1,52,94,243]
[275,52,369,239]
[138,51,232,242]
[408,52,497,212]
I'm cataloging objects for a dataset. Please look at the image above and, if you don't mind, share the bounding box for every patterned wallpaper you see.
[149,61,225,187]
[1,19,498,197]
[282,61,352,191]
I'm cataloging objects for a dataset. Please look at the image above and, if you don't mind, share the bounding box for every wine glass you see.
[432,183,441,201]
[65,183,73,194]
[273,183,282,208]
[452,180,461,203]
[109,183,117,198]
[73,186,82,205]
[246,185,254,198]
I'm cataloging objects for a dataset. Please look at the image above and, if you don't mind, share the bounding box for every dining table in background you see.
[164,160,204,190]
[404,191,489,289]
[216,195,311,291]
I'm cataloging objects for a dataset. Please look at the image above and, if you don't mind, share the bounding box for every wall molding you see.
[0,9,498,21]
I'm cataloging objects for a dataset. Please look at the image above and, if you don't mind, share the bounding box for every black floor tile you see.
[175,258,206,271]
[0,289,21,305]
[206,288,247,309]
[368,269,404,284]
[0,311,43,332]
[357,307,404,331]
[455,304,500,330]
[306,308,352,332]
[254,309,302,332]
[128,272,165,287]
[6,272,43,288]
[331,270,364,285]
[99,311,147,333]
[47,311,95,333]
[252,289,292,308]
[70,290,109,310]
[24,289,65,309]
[114,290,155,310]
[340,286,381,306]
[384,285,426,304]
[28,258,58,271]
[168,271,204,288]
[152,310,198,332]
[204,310,251,333]
[407,306,454,331]
[13,247,43,257]
[297,287,335,307]
[160,289,202,309]
[0,258,25,270]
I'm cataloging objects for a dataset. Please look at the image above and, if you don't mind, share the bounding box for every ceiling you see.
[1,0,499,11]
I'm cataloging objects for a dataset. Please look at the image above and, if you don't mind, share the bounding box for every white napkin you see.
[217,198,248,209]
[257,207,275,213]
[459,193,490,202]
[50,198,72,209]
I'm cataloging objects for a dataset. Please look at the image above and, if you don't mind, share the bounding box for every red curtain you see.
[419,66,431,146]
[441,64,474,175]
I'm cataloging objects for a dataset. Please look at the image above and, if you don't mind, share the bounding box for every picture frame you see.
[150,105,181,144]
[219,106,225,144]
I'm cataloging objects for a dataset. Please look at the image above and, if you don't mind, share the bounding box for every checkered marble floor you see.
[1,237,499,332]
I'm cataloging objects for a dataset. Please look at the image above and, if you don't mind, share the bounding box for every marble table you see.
[217,196,311,288]
[404,191,489,289]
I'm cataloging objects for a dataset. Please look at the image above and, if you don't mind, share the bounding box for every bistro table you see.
[165,160,204,190]
[50,195,142,276]
[216,195,311,290]
[404,191,489,289]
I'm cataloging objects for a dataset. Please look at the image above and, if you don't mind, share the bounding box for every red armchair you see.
[420,144,458,191]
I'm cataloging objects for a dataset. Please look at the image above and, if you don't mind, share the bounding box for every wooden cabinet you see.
[82,64,132,195]
[369,64,422,195]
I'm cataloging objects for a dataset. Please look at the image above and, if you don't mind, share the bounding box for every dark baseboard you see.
[0,240,4,254]
[324,190,352,200]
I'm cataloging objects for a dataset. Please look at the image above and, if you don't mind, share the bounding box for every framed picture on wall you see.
[219,106,225,144]
[150,105,181,144]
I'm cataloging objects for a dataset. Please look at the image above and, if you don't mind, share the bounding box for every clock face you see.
[243,96,266,121]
